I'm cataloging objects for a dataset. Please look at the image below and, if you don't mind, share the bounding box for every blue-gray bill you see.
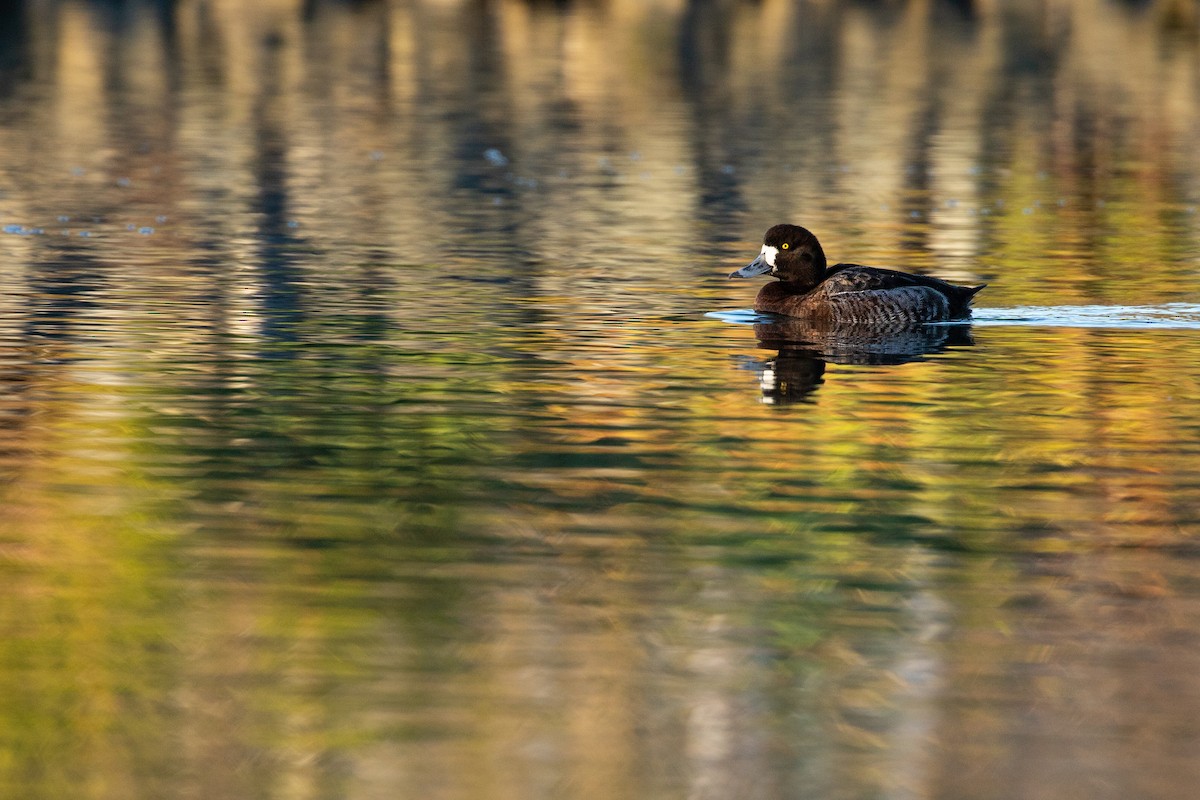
[729,255,771,279]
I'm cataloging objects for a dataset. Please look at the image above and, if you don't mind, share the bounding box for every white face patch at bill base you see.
[760,244,779,268]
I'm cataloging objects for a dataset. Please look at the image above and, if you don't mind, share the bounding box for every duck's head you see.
[729,224,828,287]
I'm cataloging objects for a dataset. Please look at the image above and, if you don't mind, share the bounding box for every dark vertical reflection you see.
[449,2,514,197]
[24,246,107,344]
[0,0,29,97]
[252,32,306,341]
[679,0,747,237]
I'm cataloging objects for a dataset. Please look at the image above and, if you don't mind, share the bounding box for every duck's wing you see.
[824,264,951,293]
[825,264,984,317]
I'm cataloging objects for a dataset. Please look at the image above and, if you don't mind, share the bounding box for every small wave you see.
[713,305,1200,330]
[972,303,1200,329]
[706,310,778,325]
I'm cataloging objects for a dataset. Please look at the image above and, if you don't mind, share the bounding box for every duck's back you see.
[757,264,982,325]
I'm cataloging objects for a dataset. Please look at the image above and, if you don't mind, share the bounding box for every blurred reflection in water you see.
[750,318,975,403]
[0,0,1199,798]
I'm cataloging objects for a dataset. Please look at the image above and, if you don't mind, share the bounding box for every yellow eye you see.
[781,243,789,250]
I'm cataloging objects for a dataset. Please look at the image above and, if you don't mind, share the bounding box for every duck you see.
[730,224,985,325]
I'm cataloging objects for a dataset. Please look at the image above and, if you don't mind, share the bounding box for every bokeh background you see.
[1,1,1200,798]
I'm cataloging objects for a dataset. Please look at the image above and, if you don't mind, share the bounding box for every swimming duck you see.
[730,224,985,325]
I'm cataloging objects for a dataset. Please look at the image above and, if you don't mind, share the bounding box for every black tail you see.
[949,283,987,318]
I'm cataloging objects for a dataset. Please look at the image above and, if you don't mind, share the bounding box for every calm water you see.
[2,0,1200,797]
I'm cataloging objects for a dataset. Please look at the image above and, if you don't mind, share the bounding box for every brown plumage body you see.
[730,224,985,325]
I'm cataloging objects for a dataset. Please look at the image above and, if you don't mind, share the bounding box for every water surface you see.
[1,1,1200,798]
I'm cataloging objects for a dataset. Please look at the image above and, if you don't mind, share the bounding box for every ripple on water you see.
[713,305,1200,330]
[972,303,1200,329]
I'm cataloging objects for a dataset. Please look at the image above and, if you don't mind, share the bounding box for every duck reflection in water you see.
[752,317,975,405]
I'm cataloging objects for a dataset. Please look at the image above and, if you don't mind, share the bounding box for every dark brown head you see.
[729,224,828,289]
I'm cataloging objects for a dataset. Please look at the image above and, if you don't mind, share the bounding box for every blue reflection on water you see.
[706,309,776,325]
[713,305,1200,329]
[972,304,1200,328]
